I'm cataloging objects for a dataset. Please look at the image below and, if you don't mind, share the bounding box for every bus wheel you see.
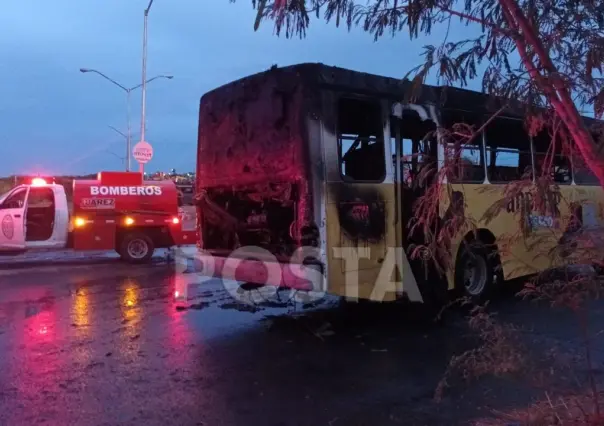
[455,243,499,303]
[120,232,155,263]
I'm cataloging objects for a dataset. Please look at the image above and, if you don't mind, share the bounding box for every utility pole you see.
[80,67,171,171]
[139,0,155,175]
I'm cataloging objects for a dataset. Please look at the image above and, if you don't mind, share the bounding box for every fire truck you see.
[0,171,195,262]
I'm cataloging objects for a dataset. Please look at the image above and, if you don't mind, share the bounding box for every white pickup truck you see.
[0,179,70,254]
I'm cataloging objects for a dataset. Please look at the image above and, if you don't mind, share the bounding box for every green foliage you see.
[240,0,604,118]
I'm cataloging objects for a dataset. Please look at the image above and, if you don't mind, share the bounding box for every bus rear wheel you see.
[455,243,500,303]
[119,232,155,264]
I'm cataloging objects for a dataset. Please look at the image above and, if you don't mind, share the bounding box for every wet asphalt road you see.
[1,262,604,426]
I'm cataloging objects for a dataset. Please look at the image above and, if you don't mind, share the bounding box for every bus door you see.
[326,97,399,301]
[390,104,439,302]
[392,109,438,234]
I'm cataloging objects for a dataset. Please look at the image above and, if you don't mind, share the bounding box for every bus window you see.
[447,143,484,183]
[532,127,573,184]
[441,109,485,183]
[572,131,601,185]
[485,118,533,182]
[338,98,385,182]
[390,137,414,186]
[390,108,438,188]
[572,156,600,185]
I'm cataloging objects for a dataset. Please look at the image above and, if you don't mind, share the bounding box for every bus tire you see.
[455,242,500,303]
[119,232,155,264]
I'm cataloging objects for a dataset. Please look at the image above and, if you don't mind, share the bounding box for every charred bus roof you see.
[199,62,599,126]
[198,62,422,107]
[196,64,600,187]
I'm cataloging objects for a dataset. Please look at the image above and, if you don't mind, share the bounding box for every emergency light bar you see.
[31,178,47,186]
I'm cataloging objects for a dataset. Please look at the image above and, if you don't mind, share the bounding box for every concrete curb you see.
[0,255,170,271]
[0,257,117,270]
[0,246,195,271]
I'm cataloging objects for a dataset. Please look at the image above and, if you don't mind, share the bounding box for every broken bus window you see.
[337,98,386,182]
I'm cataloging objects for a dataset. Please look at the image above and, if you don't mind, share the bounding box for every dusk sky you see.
[0,0,481,177]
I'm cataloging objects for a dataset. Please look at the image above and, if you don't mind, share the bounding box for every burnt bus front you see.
[193,65,324,292]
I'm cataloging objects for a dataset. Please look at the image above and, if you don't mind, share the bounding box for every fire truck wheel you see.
[119,232,155,263]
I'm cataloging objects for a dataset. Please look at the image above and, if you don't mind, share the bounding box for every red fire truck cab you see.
[0,171,195,262]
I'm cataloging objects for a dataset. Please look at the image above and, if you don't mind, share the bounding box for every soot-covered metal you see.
[198,184,299,257]
[197,67,309,188]
[196,66,315,254]
[333,185,386,244]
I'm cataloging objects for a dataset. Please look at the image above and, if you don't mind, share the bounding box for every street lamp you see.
[139,0,155,174]
[79,67,172,171]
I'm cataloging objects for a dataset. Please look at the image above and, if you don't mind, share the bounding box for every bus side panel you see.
[325,182,398,301]
[558,184,604,249]
[445,183,540,283]
[445,183,604,286]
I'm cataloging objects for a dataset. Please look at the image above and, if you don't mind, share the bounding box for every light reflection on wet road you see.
[1,264,224,425]
[0,262,316,426]
[0,262,601,425]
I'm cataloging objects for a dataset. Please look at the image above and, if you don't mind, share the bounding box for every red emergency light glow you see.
[172,217,180,225]
[31,178,47,186]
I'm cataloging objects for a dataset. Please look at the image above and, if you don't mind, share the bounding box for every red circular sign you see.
[132,141,153,164]
[2,214,14,240]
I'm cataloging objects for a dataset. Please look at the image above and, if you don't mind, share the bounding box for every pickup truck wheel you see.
[119,232,154,263]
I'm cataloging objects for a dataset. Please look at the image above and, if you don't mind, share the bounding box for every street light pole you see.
[139,0,155,175]
[126,90,132,171]
[79,67,172,172]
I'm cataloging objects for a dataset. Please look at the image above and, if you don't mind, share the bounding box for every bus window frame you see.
[569,131,601,186]
[531,124,574,186]
[480,131,490,184]
[335,95,387,184]
[570,155,600,186]
[483,115,536,184]
[439,108,487,185]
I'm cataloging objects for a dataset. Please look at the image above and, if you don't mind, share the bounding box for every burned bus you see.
[188,62,604,306]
